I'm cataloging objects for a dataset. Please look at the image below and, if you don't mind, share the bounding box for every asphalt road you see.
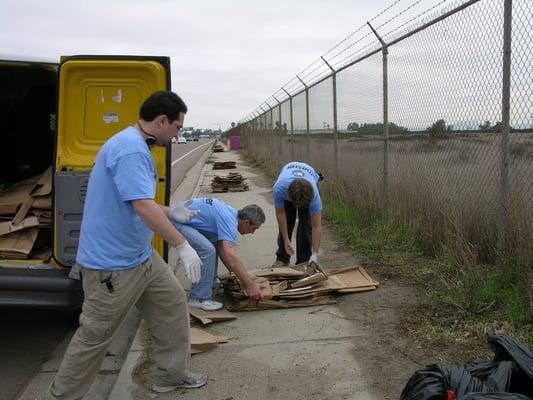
[0,139,212,400]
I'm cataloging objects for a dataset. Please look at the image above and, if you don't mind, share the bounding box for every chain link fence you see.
[233,0,532,266]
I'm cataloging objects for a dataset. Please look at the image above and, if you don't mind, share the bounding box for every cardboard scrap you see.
[190,327,234,354]
[0,216,39,236]
[0,227,39,258]
[189,308,237,325]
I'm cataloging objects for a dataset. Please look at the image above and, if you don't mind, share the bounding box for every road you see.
[0,139,212,400]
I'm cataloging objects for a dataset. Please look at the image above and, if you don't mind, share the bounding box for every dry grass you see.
[239,130,533,340]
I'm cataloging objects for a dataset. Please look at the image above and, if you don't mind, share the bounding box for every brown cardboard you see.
[251,267,305,279]
[190,328,218,351]
[0,176,39,215]
[0,216,39,236]
[189,308,237,325]
[32,195,52,210]
[31,167,52,197]
[329,266,380,290]
[228,294,337,311]
[0,227,39,256]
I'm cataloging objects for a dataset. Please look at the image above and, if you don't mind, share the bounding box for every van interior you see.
[0,60,58,263]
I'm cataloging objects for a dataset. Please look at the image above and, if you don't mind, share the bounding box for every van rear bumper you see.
[0,267,83,309]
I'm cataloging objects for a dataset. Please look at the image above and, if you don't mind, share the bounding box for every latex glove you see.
[175,241,202,283]
[309,252,319,264]
[170,200,199,224]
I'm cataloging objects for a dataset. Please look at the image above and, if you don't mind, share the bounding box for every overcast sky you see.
[1,0,453,130]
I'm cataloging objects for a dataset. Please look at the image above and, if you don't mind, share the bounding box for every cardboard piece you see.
[190,328,234,354]
[189,308,237,325]
[32,195,52,210]
[251,267,305,279]
[190,328,218,352]
[0,216,39,236]
[0,227,39,257]
[0,176,39,215]
[31,167,52,197]
[329,266,380,292]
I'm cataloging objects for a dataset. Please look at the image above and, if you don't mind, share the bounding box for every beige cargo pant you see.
[47,251,190,400]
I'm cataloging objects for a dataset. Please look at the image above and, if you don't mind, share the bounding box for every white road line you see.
[171,140,213,167]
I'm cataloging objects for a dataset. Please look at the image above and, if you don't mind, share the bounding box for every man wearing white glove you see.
[45,91,207,400]
[170,198,265,311]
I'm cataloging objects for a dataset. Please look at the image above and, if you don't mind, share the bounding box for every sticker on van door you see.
[102,112,119,124]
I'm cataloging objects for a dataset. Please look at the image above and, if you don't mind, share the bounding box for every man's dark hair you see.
[139,91,187,122]
[288,179,314,208]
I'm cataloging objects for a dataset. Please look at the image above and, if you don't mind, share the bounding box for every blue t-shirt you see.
[272,162,322,215]
[76,126,156,270]
[184,198,238,244]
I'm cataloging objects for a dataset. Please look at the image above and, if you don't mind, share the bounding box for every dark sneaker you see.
[152,371,208,393]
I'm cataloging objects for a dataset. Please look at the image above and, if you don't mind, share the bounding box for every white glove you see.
[170,200,199,224]
[175,241,202,283]
[309,252,319,264]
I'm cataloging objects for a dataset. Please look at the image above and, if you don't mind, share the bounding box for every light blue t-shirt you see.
[272,162,322,215]
[184,198,238,244]
[76,126,156,270]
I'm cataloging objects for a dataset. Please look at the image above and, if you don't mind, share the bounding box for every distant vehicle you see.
[200,134,209,139]
[186,137,192,142]
[193,137,199,141]
[177,137,187,144]
[171,137,176,143]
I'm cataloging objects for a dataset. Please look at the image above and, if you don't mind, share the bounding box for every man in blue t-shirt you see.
[272,162,323,266]
[45,91,207,400]
[170,198,265,311]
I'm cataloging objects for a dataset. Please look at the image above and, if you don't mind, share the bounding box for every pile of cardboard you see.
[213,144,225,153]
[211,172,249,193]
[220,262,379,311]
[0,167,53,261]
[212,161,237,170]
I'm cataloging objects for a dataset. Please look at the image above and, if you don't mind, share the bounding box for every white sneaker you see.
[188,299,223,311]
[152,371,208,393]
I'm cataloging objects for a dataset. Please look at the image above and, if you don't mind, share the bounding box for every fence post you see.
[497,0,512,254]
[298,75,310,161]
[321,56,338,176]
[272,95,283,165]
[282,88,294,160]
[368,22,389,214]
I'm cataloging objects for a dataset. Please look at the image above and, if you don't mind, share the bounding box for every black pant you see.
[276,201,312,265]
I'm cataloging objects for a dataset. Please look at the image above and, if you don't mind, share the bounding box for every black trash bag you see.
[399,362,499,400]
[465,360,514,392]
[459,393,532,400]
[400,334,533,400]
[487,333,533,397]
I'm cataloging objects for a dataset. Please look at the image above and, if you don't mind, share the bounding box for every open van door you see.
[55,56,172,266]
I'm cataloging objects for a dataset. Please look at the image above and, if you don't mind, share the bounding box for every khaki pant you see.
[47,251,190,400]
